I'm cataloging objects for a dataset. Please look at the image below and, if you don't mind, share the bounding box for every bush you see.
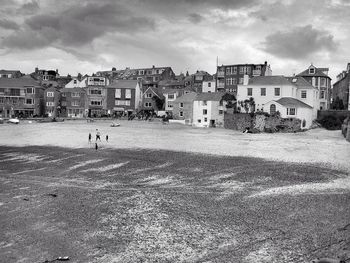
[318,115,343,130]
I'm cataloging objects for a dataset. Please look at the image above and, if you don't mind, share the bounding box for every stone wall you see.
[225,113,302,133]
[224,113,252,130]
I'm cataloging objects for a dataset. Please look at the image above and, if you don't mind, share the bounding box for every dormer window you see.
[309,68,315,74]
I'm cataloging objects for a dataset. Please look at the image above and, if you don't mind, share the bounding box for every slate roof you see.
[173,92,197,103]
[285,76,317,89]
[0,75,40,87]
[61,87,86,93]
[248,76,292,86]
[194,92,227,101]
[107,80,138,89]
[297,66,331,79]
[0,70,21,74]
[275,97,312,109]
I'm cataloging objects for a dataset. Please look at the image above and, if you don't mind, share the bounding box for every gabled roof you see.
[173,92,197,103]
[297,66,331,79]
[0,69,22,74]
[248,76,292,86]
[107,80,138,89]
[275,97,312,109]
[0,75,40,87]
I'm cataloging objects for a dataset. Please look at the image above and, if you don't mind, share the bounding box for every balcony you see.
[217,83,225,89]
[252,70,262,76]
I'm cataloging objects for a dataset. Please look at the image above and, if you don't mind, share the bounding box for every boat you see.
[0,118,3,124]
[8,118,19,124]
[110,122,121,127]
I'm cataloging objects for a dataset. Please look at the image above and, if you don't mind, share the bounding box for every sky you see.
[0,0,350,81]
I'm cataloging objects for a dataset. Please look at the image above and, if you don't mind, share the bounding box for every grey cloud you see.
[139,0,257,9]
[262,25,338,59]
[188,13,204,24]
[0,19,19,30]
[17,0,39,14]
[2,2,155,49]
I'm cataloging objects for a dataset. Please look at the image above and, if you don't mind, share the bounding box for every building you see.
[85,76,109,117]
[192,92,235,128]
[106,80,142,117]
[0,75,44,118]
[332,63,350,110]
[141,86,164,112]
[216,61,272,94]
[0,70,23,78]
[162,88,193,113]
[184,71,213,93]
[296,64,331,110]
[44,86,61,117]
[237,76,319,128]
[32,67,59,81]
[60,87,87,118]
[202,79,216,93]
[172,92,197,124]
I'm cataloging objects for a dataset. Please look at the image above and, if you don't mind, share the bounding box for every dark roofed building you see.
[332,63,350,110]
[0,70,23,78]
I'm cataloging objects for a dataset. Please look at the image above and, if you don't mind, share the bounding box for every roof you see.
[285,76,317,90]
[173,92,197,103]
[297,66,331,79]
[0,70,21,74]
[107,80,138,89]
[275,97,312,109]
[61,87,86,93]
[195,92,226,101]
[248,76,292,85]
[0,75,40,87]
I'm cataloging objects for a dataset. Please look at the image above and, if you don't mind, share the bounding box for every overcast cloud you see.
[0,0,349,79]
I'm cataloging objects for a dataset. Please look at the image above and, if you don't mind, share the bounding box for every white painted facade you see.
[65,77,87,88]
[164,92,178,112]
[192,100,226,128]
[202,80,216,93]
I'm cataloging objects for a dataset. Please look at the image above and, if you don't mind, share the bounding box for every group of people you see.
[89,129,109,150]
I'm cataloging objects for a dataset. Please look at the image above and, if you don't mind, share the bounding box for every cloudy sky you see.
[0,0,349,80]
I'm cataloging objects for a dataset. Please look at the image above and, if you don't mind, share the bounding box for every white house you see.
[192,93,230,128]
[202,80,216,93]
[65,77,87,88]
[237,76,319,128]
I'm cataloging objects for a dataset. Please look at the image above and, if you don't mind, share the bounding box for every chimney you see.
[152,65,155,69]
[35,67,38,74]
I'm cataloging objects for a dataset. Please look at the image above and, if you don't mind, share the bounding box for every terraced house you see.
[60,87,87,118]
[332,63,350,110]
[44,86,61,118]
[86,76,109,117]
[0,75,44,118]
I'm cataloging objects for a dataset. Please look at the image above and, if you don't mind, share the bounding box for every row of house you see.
[1,63,347,129]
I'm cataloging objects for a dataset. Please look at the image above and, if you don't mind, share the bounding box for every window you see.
[320,90,325,99]
[198,119,201,123]
[270,104,276,115]
[144,102,152,107]
[168,103,173,108]
[168,94,175,99]
[204,117,207,122]
[62,93,66,97]
[11,89,20,96]
[239,67,244,74]
[274,88,280,96]
[180,102,184,108]
[202,101,207,106]
[0,88,4,94]
[113,89,121,98]
[287,108,296,115]
[301,90,307,98]
[47,92,54,97]
[90,100,102,106]
[247,88,252,96]
[26,87,34,94]
[208,82,211,87]
[0,97,4,103]
[246,67,251,74]
[146,93,152,98]
[226,78,232,85]
[180,111,183,117]
[61,101,67,106]
[147,70,152,75]
[226,67,231,74]
[309,68,315,74]
[46,102,54,106]
[232,78,237,84]
[239,78,244,84]
[73,80,77,84]
[72,92,80,97]
[72,101,79,106]
[320,78,326,87]
[125,89,131,99]
[139,70,144,75]
[203,109,207,115]
[25,98,33,105]
[233,67,237,74]
[261,88,266,96]
[219,110,223,115]
[115,100,130,106]
[90,89,102,95]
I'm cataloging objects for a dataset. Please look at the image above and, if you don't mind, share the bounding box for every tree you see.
[331,96,345,110]
[152,96,165,110]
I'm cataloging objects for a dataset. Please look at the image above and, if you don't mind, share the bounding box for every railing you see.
[217,71,225,78]
[252,70,261,76]
[217,83,225,89]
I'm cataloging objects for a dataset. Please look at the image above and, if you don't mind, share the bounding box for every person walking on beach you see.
[96,129,101,141]
[95,142,98,150]
[88,133,92,143]
[106,134,109,142]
